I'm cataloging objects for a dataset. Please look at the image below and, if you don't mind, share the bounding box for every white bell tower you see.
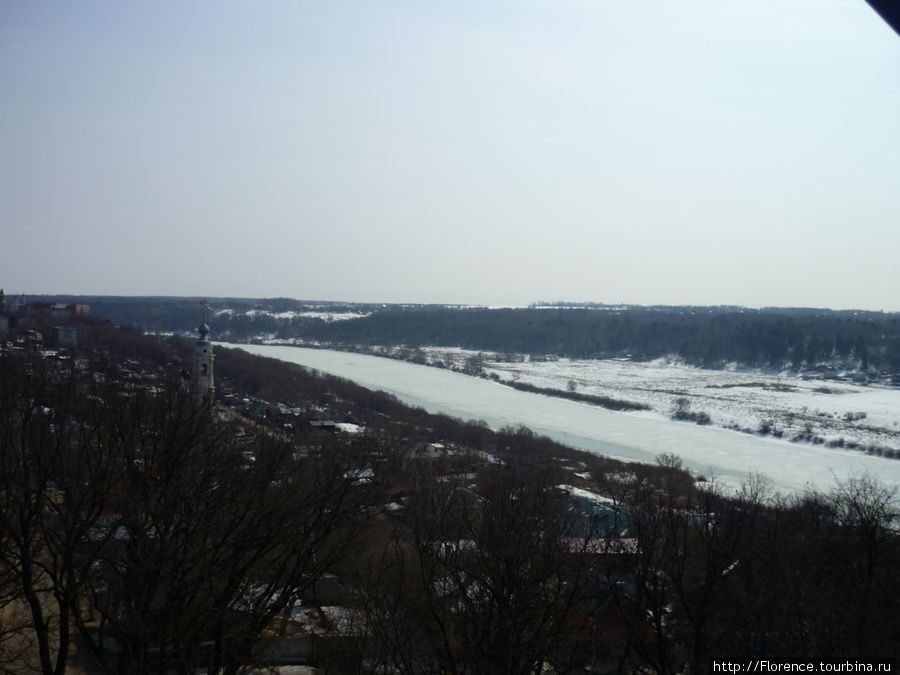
[193,301,215,401]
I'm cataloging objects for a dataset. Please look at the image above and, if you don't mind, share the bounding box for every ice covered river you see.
[226,344,900,495]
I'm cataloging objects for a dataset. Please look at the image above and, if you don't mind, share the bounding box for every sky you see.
[2,1,899,310]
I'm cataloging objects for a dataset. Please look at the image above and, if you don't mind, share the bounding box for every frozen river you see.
[226,343,900,495]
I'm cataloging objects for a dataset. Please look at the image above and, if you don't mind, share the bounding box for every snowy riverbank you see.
[231,343,900,494]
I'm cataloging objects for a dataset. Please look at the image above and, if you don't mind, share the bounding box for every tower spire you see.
[198,299,210,341]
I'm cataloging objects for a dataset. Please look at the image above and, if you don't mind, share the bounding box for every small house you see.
[404,442,451,473]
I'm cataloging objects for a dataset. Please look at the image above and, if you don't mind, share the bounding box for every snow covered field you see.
[409,348,900,456]
[230,344,900,495]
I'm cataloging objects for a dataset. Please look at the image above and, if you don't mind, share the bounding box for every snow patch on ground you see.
[215,309,370,321]
[559,485,617,505]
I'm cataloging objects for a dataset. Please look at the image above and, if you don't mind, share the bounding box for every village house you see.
[403,442,452,473]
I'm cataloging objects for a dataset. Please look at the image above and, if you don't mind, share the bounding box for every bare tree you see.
[0,349,371,674]
[382,458,588,674]
[72,382,370,674]
[0,353,119,674]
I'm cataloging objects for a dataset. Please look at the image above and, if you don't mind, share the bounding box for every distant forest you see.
[54,296,900,374]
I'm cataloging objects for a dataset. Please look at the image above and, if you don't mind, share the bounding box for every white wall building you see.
[193,305,215,401]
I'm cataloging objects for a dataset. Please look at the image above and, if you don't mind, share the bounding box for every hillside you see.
[38,296,900,379]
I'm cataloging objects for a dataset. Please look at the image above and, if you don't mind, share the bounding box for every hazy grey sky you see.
[2,1,898,309]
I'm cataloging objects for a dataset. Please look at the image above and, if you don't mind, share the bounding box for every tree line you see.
[302,307,900,372]
[61,297,900,373]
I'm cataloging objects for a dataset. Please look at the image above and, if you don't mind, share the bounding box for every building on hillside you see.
[12,300,88,319]
[26,302,57,318]
[404,442,452,473]
[54,325,79,348]
[193,303,215,401]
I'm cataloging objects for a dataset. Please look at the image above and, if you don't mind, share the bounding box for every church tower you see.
[193,302,215,401]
